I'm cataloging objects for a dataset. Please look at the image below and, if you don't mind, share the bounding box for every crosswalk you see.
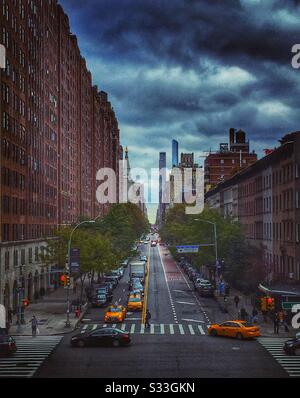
[79,322,207,336]
[0,335,63,378]
[258,338,300,378]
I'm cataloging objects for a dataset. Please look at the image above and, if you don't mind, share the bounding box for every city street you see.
[33,243,293,378]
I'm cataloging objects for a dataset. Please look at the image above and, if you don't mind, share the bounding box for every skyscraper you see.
[172,140,179,167]
[158,152,167,225]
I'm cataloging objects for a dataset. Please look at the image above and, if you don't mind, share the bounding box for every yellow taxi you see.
[208,320,260,340]
[127,294,143,311]
[104,305,126,323]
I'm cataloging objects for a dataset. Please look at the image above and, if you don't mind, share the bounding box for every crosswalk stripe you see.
[0,336,62,378]
[258,338,300,378]
[112,324,117,328]
[121,323,126,331]
[198,325,205,335]
[130,324,135,334]
[188,325,195,335]
[178,324,185,335]
[81,322,207,336]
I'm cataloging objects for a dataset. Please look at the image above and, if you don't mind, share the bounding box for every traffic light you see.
[267,297,275,310]
[66,275,70,287]
[60,275,66,286]
[22,299,29,307]
[260,297,267,311]
[260,297,275,311]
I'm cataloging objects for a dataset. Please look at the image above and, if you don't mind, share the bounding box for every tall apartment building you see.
[0,0,120,308]
[204,128,257,192]
[205,131,300,284]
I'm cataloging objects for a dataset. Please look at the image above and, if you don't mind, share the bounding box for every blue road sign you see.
[176,245,199,253]
[70,248,80,272]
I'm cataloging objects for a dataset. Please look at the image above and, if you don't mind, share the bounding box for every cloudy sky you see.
[60,0,300,223]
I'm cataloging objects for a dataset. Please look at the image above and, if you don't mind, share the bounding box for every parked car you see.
[283,337,300,355]
[70,328,131,348]
[196,281,214,297]
[0,335,17,356]
[140,255,147,262]
[120,259,129,268]
[106,269,122,280]
[104,276,119,288]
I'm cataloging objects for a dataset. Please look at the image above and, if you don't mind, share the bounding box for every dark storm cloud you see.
[59,0,300,182]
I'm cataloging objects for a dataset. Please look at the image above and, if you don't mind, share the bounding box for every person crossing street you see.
[145,309,151,328]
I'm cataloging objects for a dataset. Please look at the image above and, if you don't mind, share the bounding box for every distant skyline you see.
[60,0,300,223]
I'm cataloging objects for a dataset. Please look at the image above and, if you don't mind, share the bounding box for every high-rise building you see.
[158,152,167,225]
[204,128,257,192]
[172,139,178,167]
[0,0,120,308]
[205,131,300,284]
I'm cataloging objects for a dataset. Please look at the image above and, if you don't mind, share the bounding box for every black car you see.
[104,276,119,288]
[197,282,214,297]
[0,335,17,356]
[70,328,131,348]
[283,338,300,355]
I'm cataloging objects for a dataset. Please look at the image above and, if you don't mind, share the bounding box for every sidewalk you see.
[214,285,296,338]
[8,283,88,336]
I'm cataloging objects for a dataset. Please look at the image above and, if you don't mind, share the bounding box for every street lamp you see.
[65,220,96,328]
[194,218,218,265]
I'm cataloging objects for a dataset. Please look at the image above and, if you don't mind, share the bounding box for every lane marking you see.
[150,324,155,334]
[175,301,196,305]
[169,324,174,334]
[91,324,97,330]
[160,324,165,334]
[140,324,145,334]
[182,318,205,323]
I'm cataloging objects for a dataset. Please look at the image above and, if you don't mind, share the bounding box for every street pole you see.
[194,218,218,276]
[65,220,95,328]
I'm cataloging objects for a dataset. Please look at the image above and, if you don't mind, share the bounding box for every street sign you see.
[70,248,80,273]
[282,302,300,310]
[176,245,199,253]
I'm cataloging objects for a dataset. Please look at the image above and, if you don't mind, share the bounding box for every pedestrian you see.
[278,310,289,332]
[145,309,151,328]
[240,307,247,321]
[273,312,280,334]
[225,283,230,296]
[234,295,240,309]
[252,307,258,324]
[30,315,39,337]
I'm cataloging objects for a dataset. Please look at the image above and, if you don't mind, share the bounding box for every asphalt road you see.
[36,243,288,378]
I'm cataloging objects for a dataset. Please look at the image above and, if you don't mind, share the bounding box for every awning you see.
[258,283,299,297]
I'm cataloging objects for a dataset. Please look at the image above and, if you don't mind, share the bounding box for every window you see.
[13,250,18,267]
[21,249,25,265]
[5,252,10,271]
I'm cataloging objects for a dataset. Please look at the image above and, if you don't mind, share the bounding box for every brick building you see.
[205,131,300,284]
[0,0,120,308]
[204,128,257,192]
